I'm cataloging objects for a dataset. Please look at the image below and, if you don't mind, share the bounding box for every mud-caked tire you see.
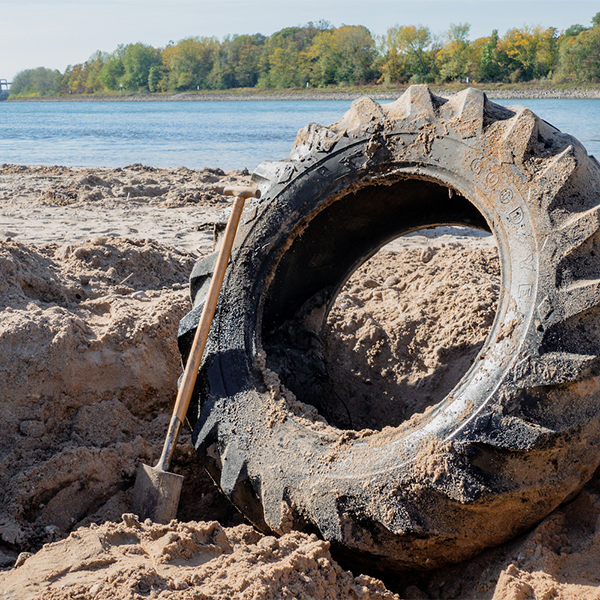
[178,86,600,571]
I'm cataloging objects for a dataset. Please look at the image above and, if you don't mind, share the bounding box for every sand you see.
[9,85,600,103]
[0,164,599,599]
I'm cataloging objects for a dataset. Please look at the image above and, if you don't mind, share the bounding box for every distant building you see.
[0,80,10,101]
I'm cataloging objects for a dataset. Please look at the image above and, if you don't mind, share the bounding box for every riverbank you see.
[7,83,600,102]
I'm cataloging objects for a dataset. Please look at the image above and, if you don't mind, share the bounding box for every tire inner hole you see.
[262,179,501,431]
[319,228,500,431]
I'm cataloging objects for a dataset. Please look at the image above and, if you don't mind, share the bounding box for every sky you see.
[3,0,600,82]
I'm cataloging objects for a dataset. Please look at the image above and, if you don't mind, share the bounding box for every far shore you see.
[7,85,600,103]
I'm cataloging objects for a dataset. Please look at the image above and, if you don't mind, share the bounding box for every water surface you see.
[1,98,599,170]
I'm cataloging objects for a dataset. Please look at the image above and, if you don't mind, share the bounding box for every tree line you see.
[10,14,600,97]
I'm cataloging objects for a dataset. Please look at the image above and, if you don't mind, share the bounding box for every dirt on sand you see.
[1,164,600,599]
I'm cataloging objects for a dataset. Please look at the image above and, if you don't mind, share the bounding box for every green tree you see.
[217,34,266,88]
[380,25,434,83]
[62,50,107,94]
[99,48,125,90]
[309,25,378,86]
[84,51,108,92]
[61,63,86,93]
[476,30,505,81]
[332,25,378,83]
[121,43,161,90]
[148,64,166,92]
[309,30,340,85]
[499,26,559,81]
[438,23,473,82]
[555,13,600,83]
[257,24,325,88]
[163,37,221,90]
[564,24,589,38]
[10,67,62,97]
[556,26,600,82]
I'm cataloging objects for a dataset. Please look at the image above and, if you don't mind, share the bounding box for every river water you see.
[1,97,600,170]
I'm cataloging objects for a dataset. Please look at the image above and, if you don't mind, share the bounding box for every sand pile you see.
[416,481,600,598]
[0,236,236,554]
[0,164,251,252]
[0,518,397,600]
[322,245,499,430]
[0,163,244,208]
[1,165,599,599]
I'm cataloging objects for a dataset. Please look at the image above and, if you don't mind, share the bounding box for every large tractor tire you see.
[178,86,600,571]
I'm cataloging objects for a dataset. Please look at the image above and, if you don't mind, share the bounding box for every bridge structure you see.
[0,79,10,101]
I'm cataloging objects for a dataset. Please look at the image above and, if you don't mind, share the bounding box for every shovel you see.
[132,184,260,523]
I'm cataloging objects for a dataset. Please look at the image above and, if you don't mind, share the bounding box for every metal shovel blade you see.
[131,463,183,524]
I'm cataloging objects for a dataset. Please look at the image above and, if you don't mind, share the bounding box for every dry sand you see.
[0,164,599,599]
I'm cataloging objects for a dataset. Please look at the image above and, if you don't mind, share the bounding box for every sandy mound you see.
[417,481,600,598]
[0,517,397,600]
[0,236,244,554]
[0,164,251,252]
[0,164,245,208]
[1,165,599,599]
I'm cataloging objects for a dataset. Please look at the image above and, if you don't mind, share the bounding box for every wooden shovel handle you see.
[155,186,258,472]
[174,194,246,423]
[213,185,261,199]
[155,193,248,473]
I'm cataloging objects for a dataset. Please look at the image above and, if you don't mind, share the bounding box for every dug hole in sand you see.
[0,165,599,599]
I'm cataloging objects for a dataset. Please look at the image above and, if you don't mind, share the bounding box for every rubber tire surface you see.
[178,86,600,571]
